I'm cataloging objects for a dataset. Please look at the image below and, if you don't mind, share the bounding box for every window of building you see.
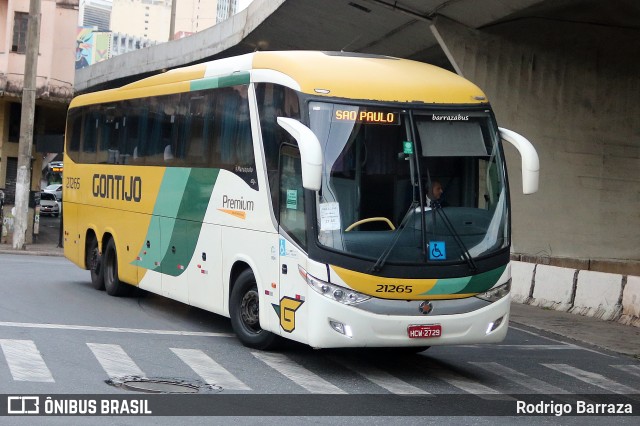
[8,102,22,141]
[11,12,29,53]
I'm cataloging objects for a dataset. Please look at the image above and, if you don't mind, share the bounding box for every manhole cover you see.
[107,376,222,394]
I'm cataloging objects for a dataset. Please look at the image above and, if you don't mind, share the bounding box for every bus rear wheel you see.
[103,238,131,297]
[87,236,104,290]
[230,270,279,350]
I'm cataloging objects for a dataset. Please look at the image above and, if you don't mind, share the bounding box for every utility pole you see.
[169,0,177,40]
[13,0,41,250]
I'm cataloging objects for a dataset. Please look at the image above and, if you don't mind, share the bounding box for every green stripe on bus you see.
[457,265,506,294]
[158,168,219,277]
[420,276,471,295]
[132,168,219,275]
[190,72,250,91]
[421,265,506,296]
[133,168,190,272]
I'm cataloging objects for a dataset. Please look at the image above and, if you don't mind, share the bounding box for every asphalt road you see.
[0,251,638,424]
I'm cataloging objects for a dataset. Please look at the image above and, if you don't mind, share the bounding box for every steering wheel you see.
[345,217,396,232]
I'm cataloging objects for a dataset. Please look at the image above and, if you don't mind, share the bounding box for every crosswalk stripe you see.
[252,352,346,394]
[611,365,640,379]
[330,356,429,395]
[171,348,251,390]
[0,339,54,382]
[543,364,640,397]
[471,362,571,394]
[413,364,511,400]
[87,343,145,378]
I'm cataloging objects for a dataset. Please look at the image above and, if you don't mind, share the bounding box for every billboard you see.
[76,27,111,69]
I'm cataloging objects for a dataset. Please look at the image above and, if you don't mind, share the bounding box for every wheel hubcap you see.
[240,289,260,333]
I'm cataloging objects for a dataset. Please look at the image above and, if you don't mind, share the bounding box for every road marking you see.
[611,365,640,379]
[509,326,615,358]
[0,339,54,382]
[413,364,511,400]
[330,356,430,395]
[0,321,234,337]
[252,352,346,394]
[471,362,571,394]
[457,344,581,351]
[543,363,640,398]
[171,348,251,391]
[87,343,145,378]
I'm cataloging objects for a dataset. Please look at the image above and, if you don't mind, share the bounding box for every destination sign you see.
[334,109,399,125]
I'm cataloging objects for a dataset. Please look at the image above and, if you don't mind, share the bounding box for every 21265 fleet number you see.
[376,284,413,293]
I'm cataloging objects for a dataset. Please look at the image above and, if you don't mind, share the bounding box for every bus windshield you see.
[309,102,508,268]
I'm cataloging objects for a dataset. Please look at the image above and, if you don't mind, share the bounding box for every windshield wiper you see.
[430,202,477,272]
[370,201,418,273]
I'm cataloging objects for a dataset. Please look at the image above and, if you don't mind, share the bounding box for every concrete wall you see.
[512,260,639,327]
[432,16,640,263]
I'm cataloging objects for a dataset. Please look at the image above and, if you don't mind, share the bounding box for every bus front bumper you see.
[304,291,510,349]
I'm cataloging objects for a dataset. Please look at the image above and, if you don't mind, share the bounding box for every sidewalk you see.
[510,302,640,358]
[1,239,639,359]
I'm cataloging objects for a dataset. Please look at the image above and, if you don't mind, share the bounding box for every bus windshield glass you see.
[309,102,508,267]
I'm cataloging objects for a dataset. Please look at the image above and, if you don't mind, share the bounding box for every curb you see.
[0,247,64,257]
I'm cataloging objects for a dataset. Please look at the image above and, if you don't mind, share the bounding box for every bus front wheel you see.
[103,238,131,297]
[87,236,105,290]
[230,270,279,350]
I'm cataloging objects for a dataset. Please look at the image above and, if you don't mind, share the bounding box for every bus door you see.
[277,146,309,338]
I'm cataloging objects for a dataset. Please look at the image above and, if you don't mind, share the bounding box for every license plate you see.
[407,324,442,338]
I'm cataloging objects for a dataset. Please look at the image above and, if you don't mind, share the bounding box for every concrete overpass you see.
[75,0,640,275]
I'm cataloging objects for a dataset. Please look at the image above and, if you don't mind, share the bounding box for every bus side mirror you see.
[499,128,539,194]
[277,117,323,191]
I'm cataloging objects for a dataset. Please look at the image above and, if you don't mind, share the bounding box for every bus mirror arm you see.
[499,127,540,194]
[277,117,323,191]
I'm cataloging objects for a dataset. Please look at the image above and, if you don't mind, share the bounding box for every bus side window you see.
[279,145,306,248]
[66,109,82,162]
[256,83,301,214]
[184,95,207,165]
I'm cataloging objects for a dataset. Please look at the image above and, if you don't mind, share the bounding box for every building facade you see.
[1,0,78,241]
[216,0,237,23]
[78,0,111,30]
[111,0,219,43]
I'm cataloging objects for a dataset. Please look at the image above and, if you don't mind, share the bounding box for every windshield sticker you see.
[319,202,341,231]
[403,141,414,155]
[429,241,447,260]
[286,189,297,209]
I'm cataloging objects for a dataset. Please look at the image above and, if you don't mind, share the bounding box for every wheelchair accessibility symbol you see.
[429,241,446,260]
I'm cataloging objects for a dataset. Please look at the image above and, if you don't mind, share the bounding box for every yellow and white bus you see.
[63,51,539,350]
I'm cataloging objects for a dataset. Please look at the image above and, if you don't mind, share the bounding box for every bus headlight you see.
[475,279,511,302]
[299,266,371,305]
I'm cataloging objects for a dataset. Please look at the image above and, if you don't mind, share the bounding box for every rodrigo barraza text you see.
[516,400,633,416]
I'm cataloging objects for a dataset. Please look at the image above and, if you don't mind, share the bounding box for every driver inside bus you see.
[425,180,448,208]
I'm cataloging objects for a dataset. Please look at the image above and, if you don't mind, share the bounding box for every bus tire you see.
[230,270,279,350]
[87,236,104,290]
[103,238,131,297]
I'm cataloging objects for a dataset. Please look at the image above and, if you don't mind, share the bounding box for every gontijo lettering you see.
[92,174,142,202]
[334,109,399,125]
